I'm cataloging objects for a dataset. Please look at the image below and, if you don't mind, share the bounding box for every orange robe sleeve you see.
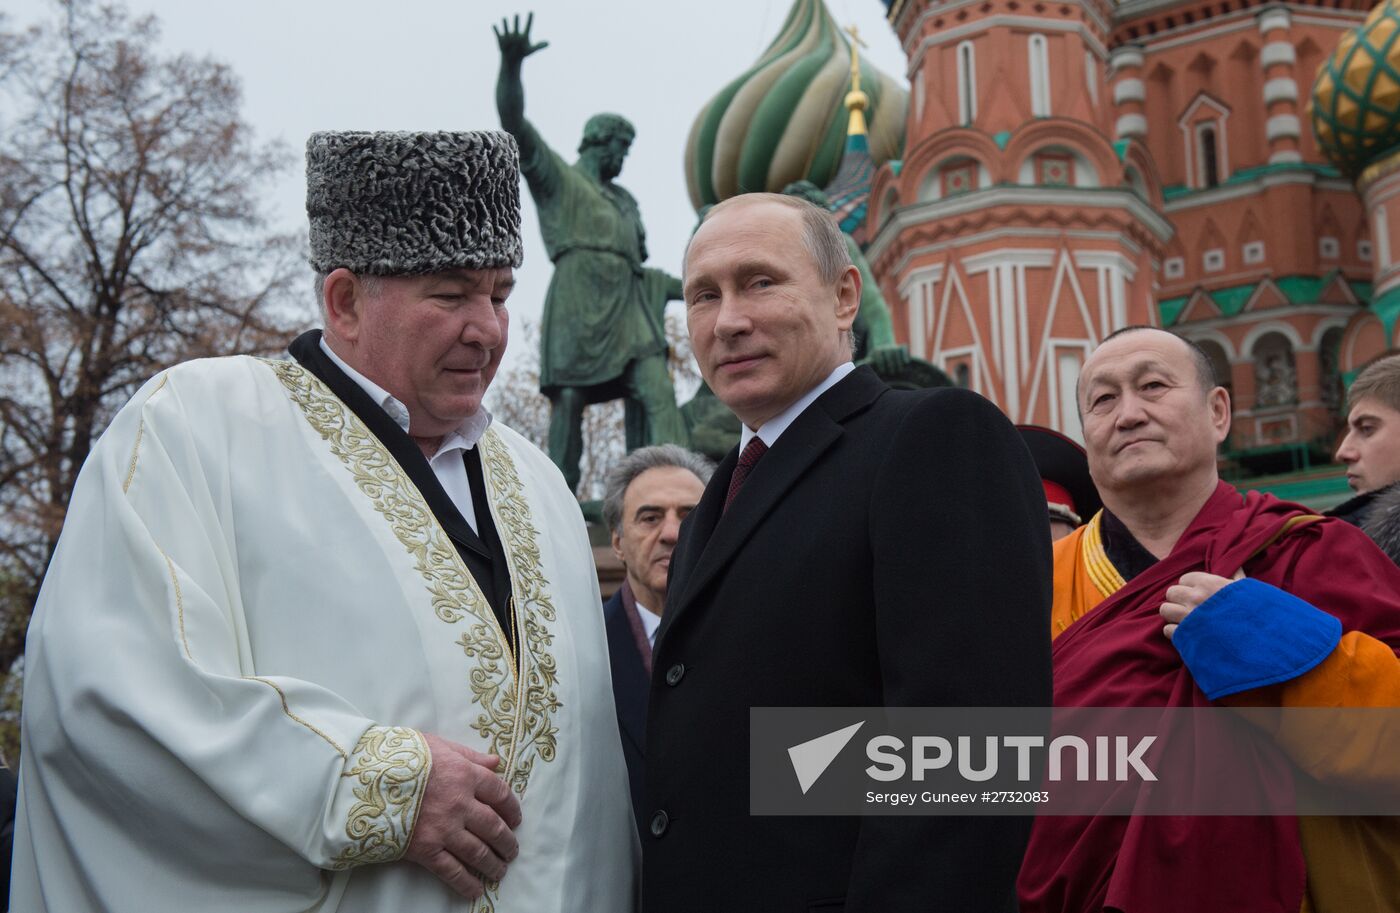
[1050,522,1109,643]
[1221,519,1400,791]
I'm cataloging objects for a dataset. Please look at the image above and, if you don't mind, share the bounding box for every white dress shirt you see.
[635,599,662,647]
[320,338,491,533]
[738,361,856,452]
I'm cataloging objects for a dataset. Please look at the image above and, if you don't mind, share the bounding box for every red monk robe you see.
[1018,481,1400,913]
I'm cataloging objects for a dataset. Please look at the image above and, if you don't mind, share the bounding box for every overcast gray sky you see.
[12,0,907,371]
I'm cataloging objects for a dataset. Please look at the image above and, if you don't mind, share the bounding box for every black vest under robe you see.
[288,331,515,639]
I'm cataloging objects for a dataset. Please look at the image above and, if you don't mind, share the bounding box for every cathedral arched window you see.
[1029,34,1051,117]
[957,42,977,127]
[1252,332,1297,408]
[1319,326,1345,421]
[1196,124,1221,188]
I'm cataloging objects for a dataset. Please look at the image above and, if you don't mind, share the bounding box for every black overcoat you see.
[603,587,651,838]
[643,366,1053,913]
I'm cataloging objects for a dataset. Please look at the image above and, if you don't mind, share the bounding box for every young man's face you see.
[1336,396,1400,493]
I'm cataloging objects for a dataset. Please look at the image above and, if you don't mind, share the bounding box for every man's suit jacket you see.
[602,588,650,836]
[644,366,1053,913]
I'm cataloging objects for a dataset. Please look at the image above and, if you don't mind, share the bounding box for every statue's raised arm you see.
[494,13,549,164]
[489,12,689,493]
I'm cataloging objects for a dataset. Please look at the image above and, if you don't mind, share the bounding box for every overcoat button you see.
[650,809,670,837]
[665,663,686,686]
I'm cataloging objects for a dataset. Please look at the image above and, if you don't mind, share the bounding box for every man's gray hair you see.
[687,192,853,285]
[602,444,716,532]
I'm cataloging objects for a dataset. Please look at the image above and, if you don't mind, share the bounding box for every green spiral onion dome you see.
[1312,0,1400,178]
[684,0,907,209]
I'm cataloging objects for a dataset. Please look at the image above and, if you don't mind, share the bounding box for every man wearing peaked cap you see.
[1017,425,1103,541]
[11,131,638,912]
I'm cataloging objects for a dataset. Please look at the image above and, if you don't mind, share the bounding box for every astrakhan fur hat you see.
[306,131,524,276]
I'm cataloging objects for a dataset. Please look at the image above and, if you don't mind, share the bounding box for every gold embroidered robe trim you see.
[330,727,431,869]
[476,430,563,795]
[262,361,562,886]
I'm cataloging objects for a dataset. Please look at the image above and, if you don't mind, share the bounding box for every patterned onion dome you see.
[684,0,907,209]
[1312,0,1400,178]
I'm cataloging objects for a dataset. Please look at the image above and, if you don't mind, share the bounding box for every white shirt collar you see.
[634,597,662,646]
[739,362,855,452]
[319,336,491,451]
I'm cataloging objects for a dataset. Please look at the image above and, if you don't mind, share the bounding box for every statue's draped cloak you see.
[519,122,667,399]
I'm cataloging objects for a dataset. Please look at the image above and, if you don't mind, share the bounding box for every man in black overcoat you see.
[644,192,1053,912]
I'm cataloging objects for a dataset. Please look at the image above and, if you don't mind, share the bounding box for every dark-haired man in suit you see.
[644,192,1053,912]
[599,444,712,835]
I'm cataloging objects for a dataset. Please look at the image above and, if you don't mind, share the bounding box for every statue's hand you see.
[494,13,549,65]
[864,344,911,377]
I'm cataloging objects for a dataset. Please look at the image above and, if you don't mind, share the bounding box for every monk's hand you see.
[405,733,522,900]
[1160,571,1235,642]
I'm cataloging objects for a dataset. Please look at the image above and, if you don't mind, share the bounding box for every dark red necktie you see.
[723,436,768,513]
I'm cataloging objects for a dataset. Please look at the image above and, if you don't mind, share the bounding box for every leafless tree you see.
[0,0,307,699]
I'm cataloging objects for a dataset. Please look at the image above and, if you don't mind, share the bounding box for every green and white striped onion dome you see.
[684,0,907,209]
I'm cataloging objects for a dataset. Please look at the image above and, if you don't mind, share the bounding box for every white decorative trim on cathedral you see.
[902,0,1113,50]
[1110,46,1144,72]
[908,16,1109,67]
[897,265,943,362]
[1376,206,1391,271]
[1116,113,1148,139]
[1263,78,1299,104]
[1114,79,1146,105]
[1029,34,1052,117]
[1260,42,1297,68]
[1265,114,1301,141]
[956,40,977,127]
[1269,150,1304,165]
[1257,7,1292,36]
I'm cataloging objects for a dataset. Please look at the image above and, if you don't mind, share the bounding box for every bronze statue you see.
[495,13,689,492]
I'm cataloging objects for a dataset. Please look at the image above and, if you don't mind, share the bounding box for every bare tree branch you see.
[0,0,304,698]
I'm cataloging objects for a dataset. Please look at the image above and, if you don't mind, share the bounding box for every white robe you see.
[10,355,638,912]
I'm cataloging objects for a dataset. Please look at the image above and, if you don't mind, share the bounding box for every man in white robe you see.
[10,131,637,913]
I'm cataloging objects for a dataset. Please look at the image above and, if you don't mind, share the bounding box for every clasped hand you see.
[405,733,523,900]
